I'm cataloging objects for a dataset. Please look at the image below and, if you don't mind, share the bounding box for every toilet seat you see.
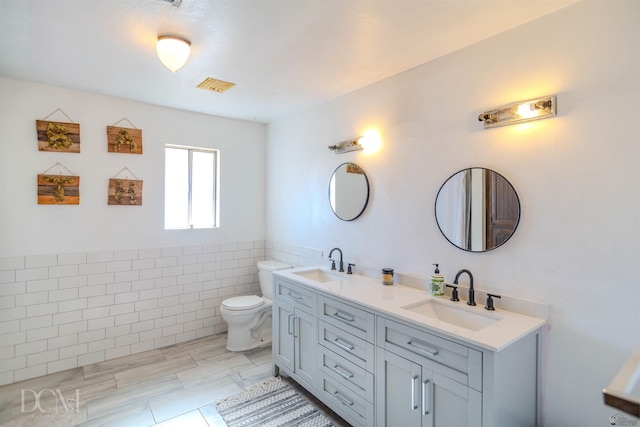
[221,295,265,311]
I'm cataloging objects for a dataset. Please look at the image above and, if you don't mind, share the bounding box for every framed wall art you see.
[36,120,81,153]
[37,163,79,205]
[108,167,142,205]
[107,118,142,154]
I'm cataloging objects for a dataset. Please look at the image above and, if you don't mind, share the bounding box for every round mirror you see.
[329,162,370,221]
[435,168,520,252]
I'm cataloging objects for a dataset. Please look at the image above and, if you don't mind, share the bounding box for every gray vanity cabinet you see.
[272,278,317,390]
[376,345,482,427]
[273,272,541,427]
[317,296,376,426]
[376,316,539,427]
[376,317,482,426]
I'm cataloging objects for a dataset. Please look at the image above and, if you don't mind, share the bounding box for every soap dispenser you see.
[429,264,444,296]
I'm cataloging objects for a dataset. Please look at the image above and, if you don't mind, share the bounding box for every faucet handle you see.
[347,263,355,274]
[485,293,501,311]
[330,259,336,270]
[445,284,459,301]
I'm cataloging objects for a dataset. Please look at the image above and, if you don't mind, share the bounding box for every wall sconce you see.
[156,36,191,72]
[478,95,556,128]
[329,137,363,154]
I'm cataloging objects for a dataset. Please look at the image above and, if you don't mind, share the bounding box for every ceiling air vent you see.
[197,77,235,93]
[161,0,182,7]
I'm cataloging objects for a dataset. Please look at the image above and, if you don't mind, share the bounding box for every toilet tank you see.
[257,260,292,299]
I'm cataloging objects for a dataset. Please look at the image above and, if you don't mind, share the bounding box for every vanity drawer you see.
[319,296,375,342]
[319,321,375,372]
[377,317,482,389]
[320,375,373,427]
[275,279,316,314]
[319,346,374,403]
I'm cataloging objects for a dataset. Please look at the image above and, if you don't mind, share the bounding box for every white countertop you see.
[603,346,640,417]
[275,266,546,352]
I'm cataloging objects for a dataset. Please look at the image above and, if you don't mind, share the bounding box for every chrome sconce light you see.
[478,95,556,129]
[329,137,363,154]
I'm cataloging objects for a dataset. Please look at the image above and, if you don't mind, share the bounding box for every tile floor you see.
[0,334,348,426]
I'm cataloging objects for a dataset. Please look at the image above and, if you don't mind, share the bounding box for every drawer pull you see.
[333,364,354,379]
[333,390,354,407]
[333,337,355,352]
[333,310,355,322]
[287,291,302,300]
[407,340,439,357]
[411,375,418,410]
[422,379,430,415]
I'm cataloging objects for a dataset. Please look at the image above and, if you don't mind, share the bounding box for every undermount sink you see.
[402,299,502,331]
[292,268,343,283]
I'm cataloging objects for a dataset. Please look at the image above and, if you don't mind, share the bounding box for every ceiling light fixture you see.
[478,95,557,128]
[156,36,191,72]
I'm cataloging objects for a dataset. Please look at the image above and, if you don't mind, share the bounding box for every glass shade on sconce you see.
[478,95,557,128]
[156,36,191,72]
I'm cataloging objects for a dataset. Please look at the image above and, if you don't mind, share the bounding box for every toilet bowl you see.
[220,260,291,351]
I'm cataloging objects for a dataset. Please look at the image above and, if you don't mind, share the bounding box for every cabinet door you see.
[273,300,294,372]
[377,348,482,427]
[293,307,317,388]
[376,348,423,426]
[426,370,482,427]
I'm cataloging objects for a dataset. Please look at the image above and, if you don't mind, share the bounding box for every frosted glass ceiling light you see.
[156,36,191,72]
[478,95,557,128]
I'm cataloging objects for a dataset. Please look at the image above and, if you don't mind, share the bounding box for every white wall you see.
[0,78,266,256]
[266,1,640,425]
[0,79,267,385]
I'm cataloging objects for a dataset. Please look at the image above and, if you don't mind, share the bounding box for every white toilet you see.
[220,260,291,351]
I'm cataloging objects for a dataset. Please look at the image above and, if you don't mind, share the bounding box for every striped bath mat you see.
[216,377,336,427]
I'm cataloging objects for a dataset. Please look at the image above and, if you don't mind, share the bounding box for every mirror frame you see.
[328,162,370,221]
[434,167,521,252]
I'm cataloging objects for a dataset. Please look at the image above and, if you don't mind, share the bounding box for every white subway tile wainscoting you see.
[0,242,268,387]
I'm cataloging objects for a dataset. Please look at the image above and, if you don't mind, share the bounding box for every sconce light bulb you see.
[517,102,538,119]
[359,130,382,154]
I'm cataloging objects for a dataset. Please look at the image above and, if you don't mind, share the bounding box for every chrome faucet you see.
[329,248,344,272]
[454,269,475,306]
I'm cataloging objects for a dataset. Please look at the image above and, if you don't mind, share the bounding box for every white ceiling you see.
[0,0,579,123]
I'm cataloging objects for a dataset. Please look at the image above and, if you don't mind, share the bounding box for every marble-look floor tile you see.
[148,375,241,423]
[177,353,254,388]
[0,367,84,407]
[76,402,156,427]
[0,333,350,426]
[161,335,226,360]
[155,409,210,427]
[58,374,117,402]
[243,345,272,366]
[83,350,166,380]
[183,338,233,362]
[4,396,86,423]
[229,364,274,390]
[114,355,196,389]
[199,402,227,427]
[86,374,183,420]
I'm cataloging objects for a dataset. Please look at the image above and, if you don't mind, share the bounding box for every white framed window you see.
[164,145,219,229]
